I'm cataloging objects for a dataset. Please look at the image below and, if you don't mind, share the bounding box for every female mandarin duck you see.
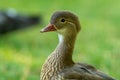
[40,11,115,80]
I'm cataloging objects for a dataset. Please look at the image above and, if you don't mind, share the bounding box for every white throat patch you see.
[58,34,64,43]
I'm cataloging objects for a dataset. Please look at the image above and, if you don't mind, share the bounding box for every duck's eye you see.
[61,19,65,22]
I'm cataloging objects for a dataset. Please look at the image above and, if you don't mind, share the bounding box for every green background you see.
[0,0,120,80]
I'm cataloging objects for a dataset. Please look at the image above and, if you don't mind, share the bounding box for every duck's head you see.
[40,11,81,36]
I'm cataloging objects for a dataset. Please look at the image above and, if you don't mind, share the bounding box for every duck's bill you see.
[40,23,56,33]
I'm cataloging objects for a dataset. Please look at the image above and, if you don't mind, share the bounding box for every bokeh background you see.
[0,0,120,80]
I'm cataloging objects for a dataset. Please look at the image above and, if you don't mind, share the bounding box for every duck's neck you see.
[41,33,77,80]
[53,33,77,66]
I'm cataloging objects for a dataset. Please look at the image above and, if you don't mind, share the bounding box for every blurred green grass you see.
[0,0,120,80]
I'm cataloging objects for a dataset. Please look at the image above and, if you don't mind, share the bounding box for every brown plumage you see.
[40,11,115,80]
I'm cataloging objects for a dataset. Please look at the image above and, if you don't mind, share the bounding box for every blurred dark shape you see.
[0,8,41,35]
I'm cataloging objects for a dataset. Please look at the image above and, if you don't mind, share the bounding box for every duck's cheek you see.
[57,28,67,34]
[56,24,65,30]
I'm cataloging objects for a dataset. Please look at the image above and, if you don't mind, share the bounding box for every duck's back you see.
[57,63,115,80]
